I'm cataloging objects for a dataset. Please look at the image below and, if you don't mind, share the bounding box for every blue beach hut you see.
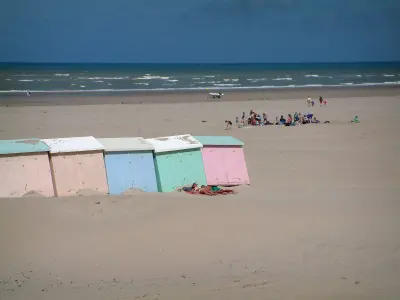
[98,137,158,194]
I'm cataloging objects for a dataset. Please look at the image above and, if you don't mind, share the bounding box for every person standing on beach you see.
[307,96,311,107]
[225,120,232,130]
[319,96,323,107]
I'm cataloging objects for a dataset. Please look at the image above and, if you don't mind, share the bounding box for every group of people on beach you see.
[224,96,329,130]
[225,111,322,129]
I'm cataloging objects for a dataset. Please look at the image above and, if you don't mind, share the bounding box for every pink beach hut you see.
[42,136,108,197]
[0,138,54,197]
[193,136,250,186]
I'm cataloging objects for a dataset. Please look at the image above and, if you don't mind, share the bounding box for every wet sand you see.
[0,87,399,299]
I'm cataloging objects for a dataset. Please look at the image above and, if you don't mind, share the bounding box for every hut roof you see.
[146,134,202,153]
[193,136,244,146]
[42,136,104,154]
[0,138,49,155]
[97,137,154,152]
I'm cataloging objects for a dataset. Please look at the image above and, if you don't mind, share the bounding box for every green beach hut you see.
[146,134,207,192]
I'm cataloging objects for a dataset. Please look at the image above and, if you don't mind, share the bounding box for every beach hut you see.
[0,138,54,197]
[146,134,207,192]
[193,136,250,186]
[97,137,158,195]
[42,136,108,197]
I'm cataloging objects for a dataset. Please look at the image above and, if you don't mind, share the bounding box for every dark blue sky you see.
[1,0,399,63]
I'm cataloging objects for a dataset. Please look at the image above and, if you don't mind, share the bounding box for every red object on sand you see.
[185,186,234,196]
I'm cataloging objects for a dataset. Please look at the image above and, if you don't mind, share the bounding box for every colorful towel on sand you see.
[182,185,235,196]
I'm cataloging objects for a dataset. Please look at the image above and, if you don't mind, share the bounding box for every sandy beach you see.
[1,87,400,299]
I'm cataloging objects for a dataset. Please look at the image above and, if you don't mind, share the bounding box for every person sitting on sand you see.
[285,114,293,126]
[255,113,262,125]
[251,114,258,126]
[311,117,320,124]
[225,120,232,130]
[262,112,268,124]
[351,116,360,123]
[279,115,286,125]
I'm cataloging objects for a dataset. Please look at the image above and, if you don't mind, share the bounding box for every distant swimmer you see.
[26,91,31,96]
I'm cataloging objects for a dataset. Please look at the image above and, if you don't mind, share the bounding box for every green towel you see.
[211,186,221,192]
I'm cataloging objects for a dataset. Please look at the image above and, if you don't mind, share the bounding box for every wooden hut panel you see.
[0,153,54,197]
[50,151,108,196]
[154,149,207,192]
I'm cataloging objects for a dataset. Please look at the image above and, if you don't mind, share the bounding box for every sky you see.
[1,0,399,63]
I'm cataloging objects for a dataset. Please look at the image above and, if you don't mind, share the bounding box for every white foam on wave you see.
[304,74,333,78]
[2,81,400,94]
[383,74,395,77]
[246,78,266,82]
[167,79,179,82]
[356,75,362,78]
[204,75,215,78]
[134,83,149,86]
[213,83,241,87]
[302,84,324,87]
[5,79,11,81]
[134,75,170,80]
[54,73,70,77]
[18,79,34,82]
[78,76,128,80]
[80,85,86,88]
[94,80,104,83]
[192,77,201,80]
[340,82,354,85]
[223,78,239,82]
[13,74,39,77]
[273,77,293,81]
[108,83,112,86]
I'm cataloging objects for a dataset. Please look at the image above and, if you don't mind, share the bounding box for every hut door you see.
[222,147,248,184]
[202,148,229,185]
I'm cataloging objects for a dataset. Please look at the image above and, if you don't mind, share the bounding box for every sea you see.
[1,62,399,95]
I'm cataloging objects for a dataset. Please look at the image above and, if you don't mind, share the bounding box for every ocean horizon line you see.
[1,61,400,66]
